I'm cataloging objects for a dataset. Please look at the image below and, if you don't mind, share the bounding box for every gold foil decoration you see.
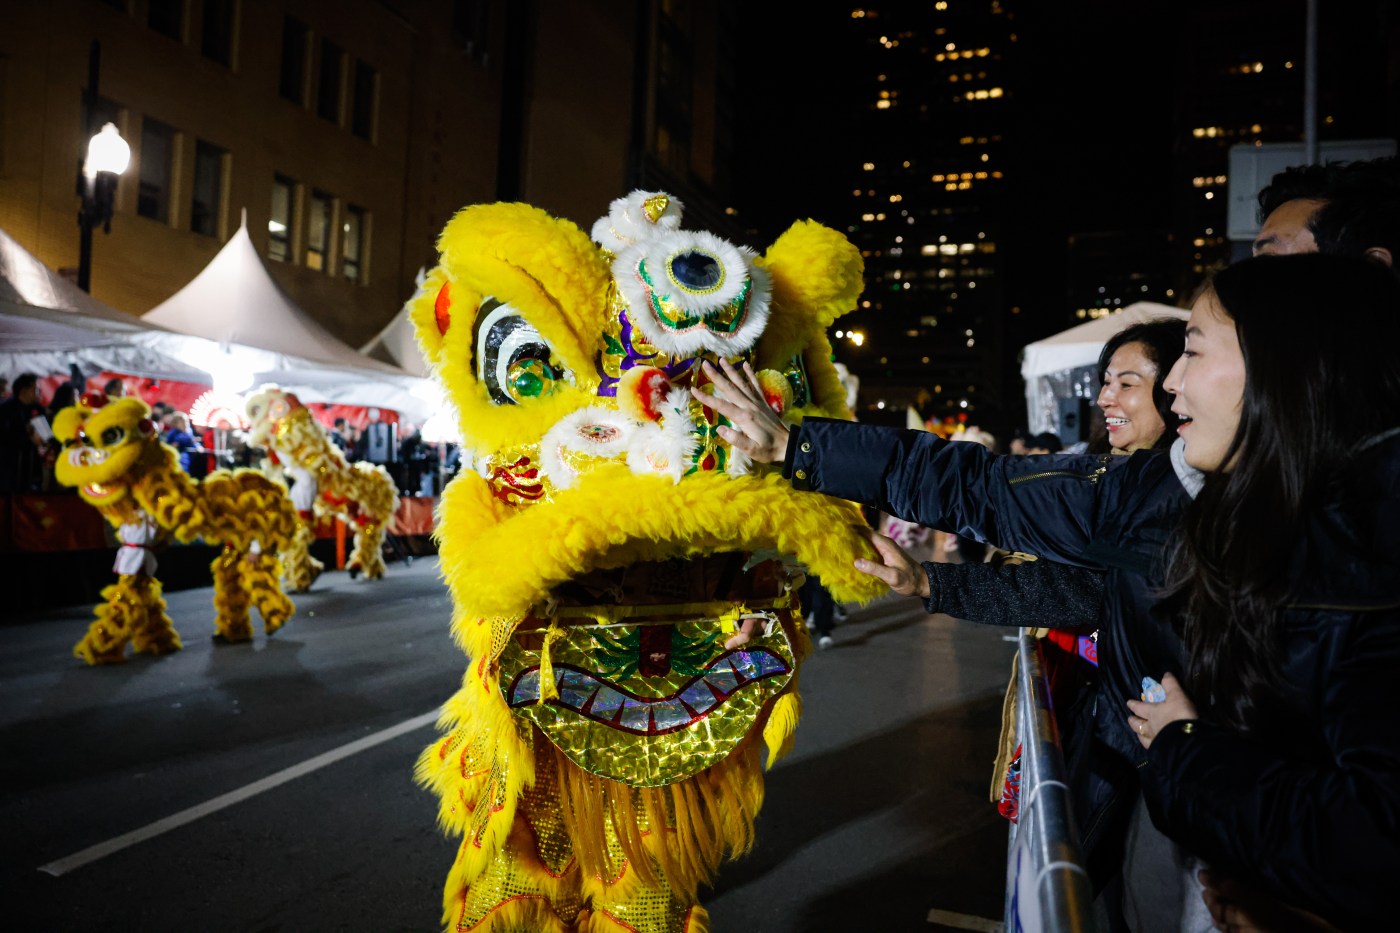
[642,194,670,224]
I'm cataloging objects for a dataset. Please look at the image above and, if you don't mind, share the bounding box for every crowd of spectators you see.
[694,155,1400,932]
[0,378,460,497]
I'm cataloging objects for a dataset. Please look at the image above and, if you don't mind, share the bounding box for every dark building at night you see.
[1169,0,1399,282]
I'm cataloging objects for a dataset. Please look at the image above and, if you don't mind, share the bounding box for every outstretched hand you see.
[1126,672,1198,749]
[852,528,930,599]
[690,359,790,463]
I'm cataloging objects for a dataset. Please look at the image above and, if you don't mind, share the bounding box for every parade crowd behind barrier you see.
[1,369,451,608]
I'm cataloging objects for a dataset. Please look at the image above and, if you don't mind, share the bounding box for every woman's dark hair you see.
[1163,253,1400,732]
[1095,317,1187,451]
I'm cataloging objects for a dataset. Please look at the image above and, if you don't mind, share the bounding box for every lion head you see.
[243,386,302,450]
[408,191,884,789]
[53,395,165,509]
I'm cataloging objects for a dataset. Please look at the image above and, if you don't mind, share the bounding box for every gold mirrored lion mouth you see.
[505,645,790,735]
[495,552,803,786]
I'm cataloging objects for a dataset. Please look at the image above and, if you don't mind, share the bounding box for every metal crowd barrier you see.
[1003,630,1093,933]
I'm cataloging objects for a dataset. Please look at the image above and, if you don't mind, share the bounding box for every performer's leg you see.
[351,523,388,580]
[129,575,181,655]
[242,552,294,634]
[74,574,143,664]
[210,545,253,642]
[282,514,324,592]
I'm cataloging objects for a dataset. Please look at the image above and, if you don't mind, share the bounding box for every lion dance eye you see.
[100,426,125,447]
[474,298,568,405]
[667,249,724,294]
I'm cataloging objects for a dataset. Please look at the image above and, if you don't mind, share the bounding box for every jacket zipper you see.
[1007,455,1111,487]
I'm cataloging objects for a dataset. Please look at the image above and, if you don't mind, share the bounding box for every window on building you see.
[190,140,226,237]
[137,117,175,223]
[351,59,376,140]
[305,190,332,271]
[148,0,183,40]
[279,16,308,104]
[201,0,235,66]
[317,39,343,123]
[269,174,295,262]
[341,205,367,282]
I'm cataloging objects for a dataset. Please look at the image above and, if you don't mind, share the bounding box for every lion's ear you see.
[754,221,866,386]
[408,265,452,370]
[762,220,865,330]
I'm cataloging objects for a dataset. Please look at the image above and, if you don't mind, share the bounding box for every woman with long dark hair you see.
[1125,253,1400,928]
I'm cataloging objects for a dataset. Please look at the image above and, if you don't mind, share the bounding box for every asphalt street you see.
[3,555,1015,933]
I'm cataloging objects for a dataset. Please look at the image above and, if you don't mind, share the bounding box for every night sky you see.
[731,1,1395,430]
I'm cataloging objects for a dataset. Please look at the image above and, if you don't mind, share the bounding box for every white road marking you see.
[38,709,441,877]
[927,908,1004,932]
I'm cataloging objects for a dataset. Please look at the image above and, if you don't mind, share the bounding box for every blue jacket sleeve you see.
[787,418,1116,564]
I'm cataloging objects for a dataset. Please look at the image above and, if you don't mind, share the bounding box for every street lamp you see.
[77,122,130,293]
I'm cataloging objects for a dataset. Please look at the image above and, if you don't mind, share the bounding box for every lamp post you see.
[76,40,129,293]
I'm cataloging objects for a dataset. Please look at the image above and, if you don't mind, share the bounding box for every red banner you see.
[3,495,109,552]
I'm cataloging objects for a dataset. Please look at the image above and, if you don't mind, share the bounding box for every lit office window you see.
[190,141,226,237]
[351,59,377,140]
[305,190,332,271]
[269,174,296,262]
[342,205,367,282]
[137,117,175,223]
[279,17,308,104]
[201,0,235,66]
[317,39,343,123]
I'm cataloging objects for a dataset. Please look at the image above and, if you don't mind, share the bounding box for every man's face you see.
[17,384,37,404]
[1253,198,1325,256]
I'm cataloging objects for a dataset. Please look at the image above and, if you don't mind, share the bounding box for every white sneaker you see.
[818,634,834,650]
[804,613,816,631]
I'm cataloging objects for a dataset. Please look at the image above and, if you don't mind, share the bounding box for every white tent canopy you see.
[143,216,407,378]
[0,227,143,326]
[0,227,209,383]
[360,301,430,378]
[137,215,446,418]
[1,223,439,420]
[1020,301,1188,380]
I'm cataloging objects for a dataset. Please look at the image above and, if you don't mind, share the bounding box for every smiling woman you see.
[1094,318,1186,455]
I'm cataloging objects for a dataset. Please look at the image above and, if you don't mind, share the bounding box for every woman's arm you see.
[1139,609,1400,928]
[856,530,1106,627]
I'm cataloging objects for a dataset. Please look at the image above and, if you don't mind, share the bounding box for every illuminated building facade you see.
[0,0,738,346]
[836,1,1020,422]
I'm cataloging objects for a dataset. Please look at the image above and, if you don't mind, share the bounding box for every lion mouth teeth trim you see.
[506,647,790,734]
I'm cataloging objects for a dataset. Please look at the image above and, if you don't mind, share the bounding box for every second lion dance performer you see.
[245,387,399,587]
[53,393,298,663]
[408,191,888,931]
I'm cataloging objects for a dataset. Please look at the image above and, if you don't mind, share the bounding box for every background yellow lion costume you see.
[409,191,885,932]
[245,386,399,587]
[53,393,298,663]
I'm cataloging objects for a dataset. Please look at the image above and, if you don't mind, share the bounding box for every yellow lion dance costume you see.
[53,393,299,663]
[408,191,886,931]
[244,387,399,587]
